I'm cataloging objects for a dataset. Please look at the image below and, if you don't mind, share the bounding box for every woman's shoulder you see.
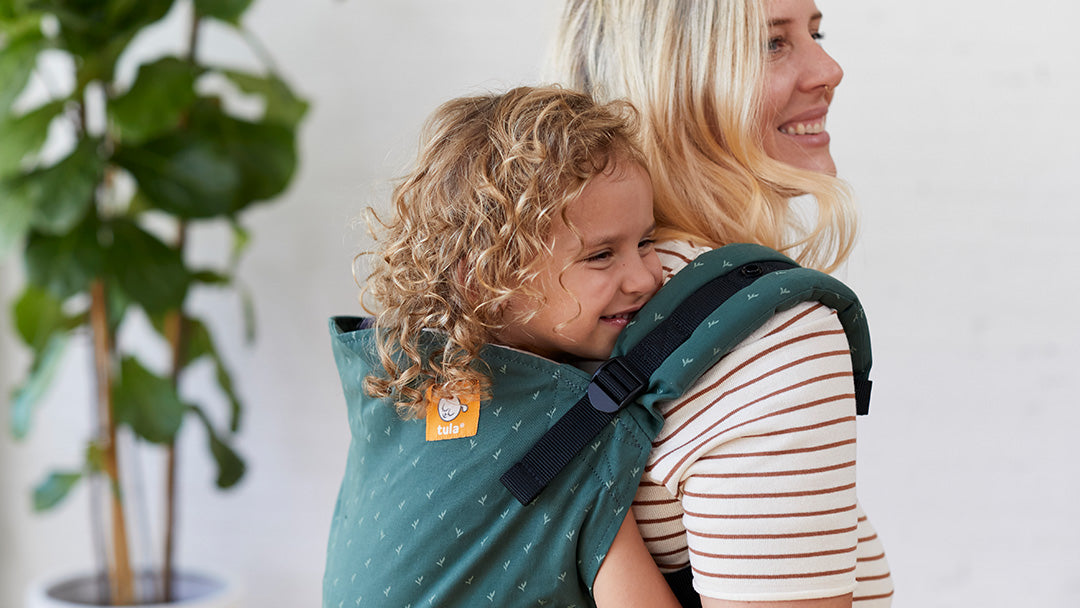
[655,239,711,281]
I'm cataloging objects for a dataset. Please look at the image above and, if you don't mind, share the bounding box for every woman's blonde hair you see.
[546,0,856,272]
[363,86,642,418]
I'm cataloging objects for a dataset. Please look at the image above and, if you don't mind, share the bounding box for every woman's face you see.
[759,0,844,175]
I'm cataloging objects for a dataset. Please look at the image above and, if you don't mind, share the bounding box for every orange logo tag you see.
[425,388,480,441]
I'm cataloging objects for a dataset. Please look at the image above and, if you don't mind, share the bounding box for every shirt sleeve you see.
[641,301,862,602]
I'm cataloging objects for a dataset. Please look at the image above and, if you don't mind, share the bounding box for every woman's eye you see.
[811,31,825,43]
[767,36,786,53]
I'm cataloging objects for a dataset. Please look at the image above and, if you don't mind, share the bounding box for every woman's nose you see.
[804,42,844,93]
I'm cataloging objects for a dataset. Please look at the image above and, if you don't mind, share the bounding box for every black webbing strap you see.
[500,260,797,505]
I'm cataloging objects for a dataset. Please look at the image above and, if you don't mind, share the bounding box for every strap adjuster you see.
[588,357,647,414]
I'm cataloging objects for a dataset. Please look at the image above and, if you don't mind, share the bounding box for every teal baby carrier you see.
[323,243,872,608]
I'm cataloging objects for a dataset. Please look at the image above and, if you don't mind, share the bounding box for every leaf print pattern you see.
[324,328,653,608]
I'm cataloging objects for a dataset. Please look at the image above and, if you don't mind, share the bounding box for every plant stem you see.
[160,8,202,600]
[90,279,135,604]
[162,223,189,603]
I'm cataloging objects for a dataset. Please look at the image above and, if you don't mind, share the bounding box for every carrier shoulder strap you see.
[500,243,872,505]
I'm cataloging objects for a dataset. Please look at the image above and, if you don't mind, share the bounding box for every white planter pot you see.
[26,571,241,608]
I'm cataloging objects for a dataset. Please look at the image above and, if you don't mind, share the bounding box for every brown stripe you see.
[858,533,879,543]
[699,436,855,461]
[692,460,855,479]
[636,513,683,525]
[689,525,858,541]
[660,389,854,486]
[691,545,856,560]
[857,552,887,563]
[656,246,694,261]
[683,481,856,501]
[763,302,829,337]
[653,327,849,426]
[683,503,857,520]
[633,497,680,507]
[740,416,856,440]
[854,591,895,602]
[651,351,852,456]
[856,572,892,582]
[650,547,689,559]
[691,565,856,581]
[641,529,687,543]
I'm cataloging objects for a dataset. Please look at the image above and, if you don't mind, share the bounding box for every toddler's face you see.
[496,159,662,362]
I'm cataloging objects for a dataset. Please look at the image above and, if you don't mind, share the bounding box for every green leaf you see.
[179,316,242,432]
[191,405,245,488]
[10,332,67,439]
[114,131,241,218]
[215,354,242,433]
[24,137,103,234]
[194,0,252,25]
[229,220,249,270]
[109,57,199,144]
[188,104,297,211]
[0,6,36,26]
[220,69,308,128]
[105,0,174,28]
[0,99,66,178]
[24,216,105,300]
[33,470,82,511]
[189,269,230,285]
[12,284,66,351]
[54,0,173,84]
[0,176,35,260]
[113,356,186,444]
[106,219,188,313]
[104,274,131,331]
[239,283,255,344]
[0,27,44,120]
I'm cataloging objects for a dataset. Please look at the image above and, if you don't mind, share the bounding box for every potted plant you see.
[1,0,306,604]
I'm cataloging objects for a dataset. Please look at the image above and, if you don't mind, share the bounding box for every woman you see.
[547,0,894,606]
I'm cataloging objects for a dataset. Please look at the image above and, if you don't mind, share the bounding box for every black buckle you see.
[588,357,647,414]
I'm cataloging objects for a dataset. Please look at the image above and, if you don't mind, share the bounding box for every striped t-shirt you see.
[633,240,894,604]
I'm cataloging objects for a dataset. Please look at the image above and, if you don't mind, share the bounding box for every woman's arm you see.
[593,512,682,608]
[594,512,855,608]
[702,594,852,608]
[641,302,864,604]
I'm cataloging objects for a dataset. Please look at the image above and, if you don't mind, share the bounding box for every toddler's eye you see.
[638,238,656,250]
[585,251,612,263]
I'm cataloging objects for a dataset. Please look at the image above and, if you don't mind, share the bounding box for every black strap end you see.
[855,378,872,415]
[501,463,541,506]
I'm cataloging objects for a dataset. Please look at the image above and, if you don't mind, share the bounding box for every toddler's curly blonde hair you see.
[362,86,642,418]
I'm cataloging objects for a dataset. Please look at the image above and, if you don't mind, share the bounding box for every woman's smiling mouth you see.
[780,117,825,135]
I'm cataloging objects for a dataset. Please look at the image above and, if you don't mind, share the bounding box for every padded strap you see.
[500,259,796,505]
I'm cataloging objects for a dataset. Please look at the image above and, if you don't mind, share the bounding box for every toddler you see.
[324,86,679,607]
